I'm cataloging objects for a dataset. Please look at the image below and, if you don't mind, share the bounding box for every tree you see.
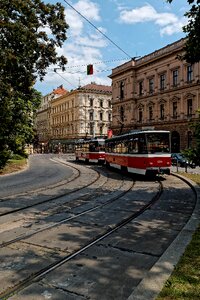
[0,0,69,168]
[167,0,200,64]
[183,110,200,166]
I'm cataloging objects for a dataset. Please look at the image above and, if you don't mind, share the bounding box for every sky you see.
[35,0,190,95]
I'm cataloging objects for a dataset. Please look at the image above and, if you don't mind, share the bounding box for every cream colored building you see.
[36,83,112,153]
[110,38,200,152]
[35,85,67,152]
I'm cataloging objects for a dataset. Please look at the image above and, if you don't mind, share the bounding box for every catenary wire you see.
[63,0,132,59]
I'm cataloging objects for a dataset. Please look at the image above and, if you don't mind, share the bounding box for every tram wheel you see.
[106,161,110,168]
[121,166,128,173]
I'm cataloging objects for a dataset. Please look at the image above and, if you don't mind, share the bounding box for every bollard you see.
[176,159,178,172]
[185,163,188,173]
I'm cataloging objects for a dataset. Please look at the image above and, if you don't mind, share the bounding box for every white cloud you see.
[74,0,101,21]
[160,18,187,36]
[36,0,110,93]
[119,3,187,36]
[65,9,83,37]
[120,4,158,23]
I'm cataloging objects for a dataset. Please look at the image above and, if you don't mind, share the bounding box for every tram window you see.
[108,142,115,153]
[129,138,139,153]
[122,140,129,153]
[89,143,95,152]
[98,144,105,151]
[138,137,148,154]
[84,143,89,151]
[76,144,82,150]
[116,142,122,153]
[110,142,115,152]
[146,133,170,153]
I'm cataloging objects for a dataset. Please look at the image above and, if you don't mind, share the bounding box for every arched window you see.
[171,131,180,153]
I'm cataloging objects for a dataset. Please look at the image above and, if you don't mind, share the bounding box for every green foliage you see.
[0,0,68,166]
[183,110,200,165]
[156,224,200,300]
[167,0,200,64]
[0,148,12,169]
[10,153,26,160]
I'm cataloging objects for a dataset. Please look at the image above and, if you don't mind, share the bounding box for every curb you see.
[127,174,200,300]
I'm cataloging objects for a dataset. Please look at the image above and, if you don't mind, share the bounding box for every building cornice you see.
[110,38,186,79]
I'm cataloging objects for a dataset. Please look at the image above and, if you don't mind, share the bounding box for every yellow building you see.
[35,83,112,153]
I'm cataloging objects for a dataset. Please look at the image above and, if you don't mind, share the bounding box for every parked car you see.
[171,153,196,168]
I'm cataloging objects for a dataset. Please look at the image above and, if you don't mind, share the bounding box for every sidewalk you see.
[127,172,200,300]
[171,165,200,174]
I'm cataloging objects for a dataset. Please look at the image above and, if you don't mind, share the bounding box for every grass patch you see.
[177,172,200,186]
[0,158,27,175]
[156,172,200,300]
[156,226,200,300]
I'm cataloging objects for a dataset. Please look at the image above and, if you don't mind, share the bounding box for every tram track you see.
[0,159,102,217]
[0,157,197,300]
[0,158,133,245]
[0,178,163,299]
[0,175,134,248]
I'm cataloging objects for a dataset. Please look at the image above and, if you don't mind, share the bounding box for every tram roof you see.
[105,129,170,142]
[76,137,105,143]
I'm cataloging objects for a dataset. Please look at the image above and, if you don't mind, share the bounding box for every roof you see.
[53,85,68,96]
[79,83,112,94]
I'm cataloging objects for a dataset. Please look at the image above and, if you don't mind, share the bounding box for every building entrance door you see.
[171,131,180,153]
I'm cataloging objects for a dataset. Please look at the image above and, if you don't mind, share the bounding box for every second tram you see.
[105,130,171,176]
[75,138,105,164]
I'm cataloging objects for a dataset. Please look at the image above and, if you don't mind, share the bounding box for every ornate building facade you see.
[109,38,200,152]
[35,83,112,152]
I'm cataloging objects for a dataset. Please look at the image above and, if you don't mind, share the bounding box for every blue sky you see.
[35,0,189,95]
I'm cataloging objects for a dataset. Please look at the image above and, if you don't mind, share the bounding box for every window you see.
[173,69,178,86]
[149,78,154,94]
[89,124,94,135]
[90,112,93,121]
[108,113,111,122]
[90,98,93,106]
[100,112,103,121]
[173,102,177,118]
[187,99,193,116]
[139,81,143,95]
[149,106,153,121]
[99,126,103,136]
[160,74,166,90]
[108,100,111,108]
[120,106,124,122]
[139,109,143,122]
[187,65,193,82]
[120,81,125,99]
[160,103,165,120]
[100,100,103,108]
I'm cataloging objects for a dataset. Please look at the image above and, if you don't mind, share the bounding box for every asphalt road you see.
[0,154,74,198]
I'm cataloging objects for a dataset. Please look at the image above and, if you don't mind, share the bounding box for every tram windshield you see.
[89,140,105,152]
[145,132,170,153]
[76,139,105,152]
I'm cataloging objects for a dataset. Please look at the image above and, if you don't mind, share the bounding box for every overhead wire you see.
[46,1,133,88]
[50,57,128,74]
[54,70,77,89]
[57,57,129,70]
[63,0,132,60]
[49,67,113,75]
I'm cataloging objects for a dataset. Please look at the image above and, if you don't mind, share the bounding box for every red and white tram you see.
[75,138,105,164]
[105,130,171,176]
